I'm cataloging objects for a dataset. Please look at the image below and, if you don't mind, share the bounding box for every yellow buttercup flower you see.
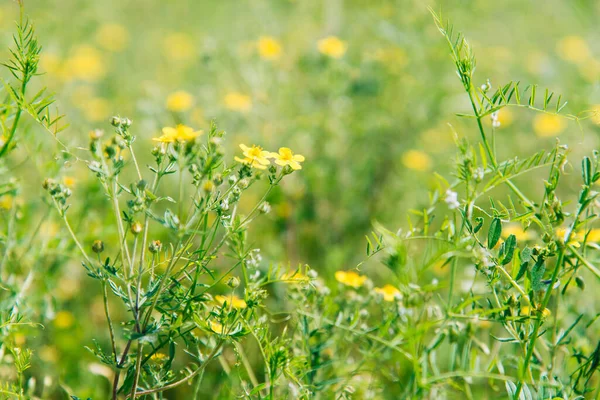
[318,36,347,58]
[335,270,367,288]
[95,23,129,52]
[556,35,590,64]
[215,294,247,309]
[224,92,252,113]
[374,284,401,302]
[166,90,194,112]
[270,147,305,170]
[533,114,566,137]
[401,150,432,172]
[153,124,203,143]
[234,144,271,169]
[258,36,282,60]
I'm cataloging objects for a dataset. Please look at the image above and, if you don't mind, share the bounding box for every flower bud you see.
[149,240,162,253]
[110,116,121,127]
[203,180,215,193]
[226,276,240,289]
[131,222,143,235]
[92,240,104,253]
[89,129,104,140]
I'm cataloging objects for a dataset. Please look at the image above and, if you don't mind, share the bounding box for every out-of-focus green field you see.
[1,0,600,397]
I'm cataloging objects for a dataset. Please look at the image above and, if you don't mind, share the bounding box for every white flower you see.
[444,189,460,209]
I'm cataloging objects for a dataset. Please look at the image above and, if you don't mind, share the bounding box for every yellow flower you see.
[209,320,227,335]
[64,45,106,82]
[318,36,347,58]
[0,195,14,210]
[166,90,194,112]
[153,124,203,143]
[224,92,252,113]
[556,227,581,247]
[81,97,111,122]
[502,224,534,241]
[270,147,305,170]
[335,270,367,288]
[556,36,590,64]
[281,270,308,283]
[541,308,552,318]
[215,294,247,309]
[95,23,129,52]
[258,36,282,60]
[583,229,600,242]
[150,353,168,363]
[54,311,75,329]
[401,150,432,172]
[162,32,196,62]
[63,176,76,187]
[234,144,271,169]
[374,284,401,302]
[533,114,566,137]
[591,105,600,125]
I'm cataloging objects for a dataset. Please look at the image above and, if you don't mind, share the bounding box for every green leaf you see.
[501,234,517,265]
[488,218,502,249]
[531,257,546,292]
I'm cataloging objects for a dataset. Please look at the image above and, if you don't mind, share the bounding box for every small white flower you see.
[444,189,460,209]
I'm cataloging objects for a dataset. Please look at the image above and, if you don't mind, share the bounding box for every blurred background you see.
[1,0,600,396]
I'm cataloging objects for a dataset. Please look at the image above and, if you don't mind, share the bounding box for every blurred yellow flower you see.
[39,52,62,76]
[556,227,581,247]
[162,32,196,62]
[54,311,75,329]
[0,195,13,210]
[258,36,282,60]
[579,59,600,82]
[209,320,227,335]
[591,105,600,125]
[401,150,432,172]
[496,108,514,127]
[556,35,590,64]
[150,353,168,363]
[281,270,308,282]
[234,144,271,169]
[270,147,305,170]
[153,124,203,143]
[64,45,106,82]
[166,90,194,112]
[81,97,111,122]
[95,23,129,52]
[335,270,367,288]
[224,92,252,112]
[533,114,566,137]
[317,36,347,58]
[215,294,247,309]
[541,308,552,318]
[581,228,600,242]
[374,284,401,302]
[502,224,533,241]
[63,176,76,187]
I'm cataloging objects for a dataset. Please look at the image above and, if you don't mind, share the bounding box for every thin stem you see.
[135,342,223,396]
